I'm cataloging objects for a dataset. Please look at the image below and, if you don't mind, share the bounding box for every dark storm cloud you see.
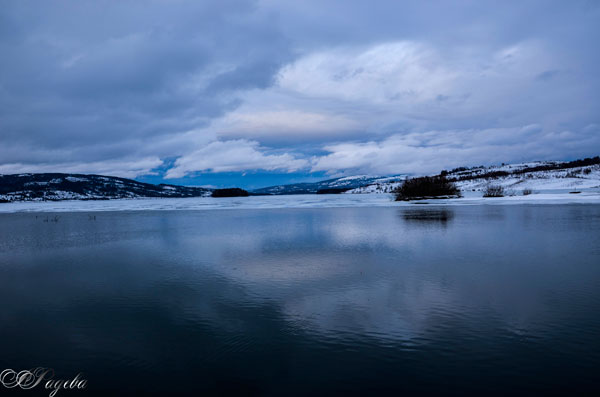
[0,0,293,175]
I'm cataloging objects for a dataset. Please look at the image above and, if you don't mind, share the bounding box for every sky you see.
[0,0,599,189]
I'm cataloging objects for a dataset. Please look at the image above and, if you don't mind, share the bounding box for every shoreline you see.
[0,190,599,213]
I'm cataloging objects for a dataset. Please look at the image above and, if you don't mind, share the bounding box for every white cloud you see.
[0,157,162,179]
[274,40,579,129]
[278,41,455,105]
[165,139,308,178]
[214,109,363,139]
[191,38,597,177]
[212,38,591,146]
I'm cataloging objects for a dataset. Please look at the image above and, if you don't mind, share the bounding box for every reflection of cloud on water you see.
[280,277,459,343]
[180,206,593,345]
[215,251,362,287]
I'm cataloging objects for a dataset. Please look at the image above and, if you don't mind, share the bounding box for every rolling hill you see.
[0,173,211,202]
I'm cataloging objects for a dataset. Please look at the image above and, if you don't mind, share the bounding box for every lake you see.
[1,204,599,395]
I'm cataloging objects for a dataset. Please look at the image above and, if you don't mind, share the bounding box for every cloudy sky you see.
[1,0,598,188]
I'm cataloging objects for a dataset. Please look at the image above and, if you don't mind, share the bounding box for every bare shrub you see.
[483,185,504,197]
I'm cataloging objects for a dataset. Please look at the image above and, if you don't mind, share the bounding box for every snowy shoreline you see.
[0,189,598,213]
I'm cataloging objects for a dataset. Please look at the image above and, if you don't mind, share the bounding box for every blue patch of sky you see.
[137,170,331,190]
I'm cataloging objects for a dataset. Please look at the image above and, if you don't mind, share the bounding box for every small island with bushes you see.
[211,188,250,198]
[316,188,351,194]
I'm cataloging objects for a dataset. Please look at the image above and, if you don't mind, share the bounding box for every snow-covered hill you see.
[0,173,211,202]
[346,158,600,195]
[454,164,600,194]
[345,177,406,194]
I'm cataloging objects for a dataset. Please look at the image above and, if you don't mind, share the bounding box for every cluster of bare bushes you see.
[394,176,461,201]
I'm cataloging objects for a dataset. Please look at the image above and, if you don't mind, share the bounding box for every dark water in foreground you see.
[0,205,599,395]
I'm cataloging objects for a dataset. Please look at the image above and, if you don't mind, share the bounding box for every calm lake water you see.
[1,204,599,395]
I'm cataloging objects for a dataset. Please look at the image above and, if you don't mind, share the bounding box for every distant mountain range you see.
[251,175,406,195]
[0,173,405,202]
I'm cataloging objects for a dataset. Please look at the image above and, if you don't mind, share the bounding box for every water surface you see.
[1,205,599,395]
